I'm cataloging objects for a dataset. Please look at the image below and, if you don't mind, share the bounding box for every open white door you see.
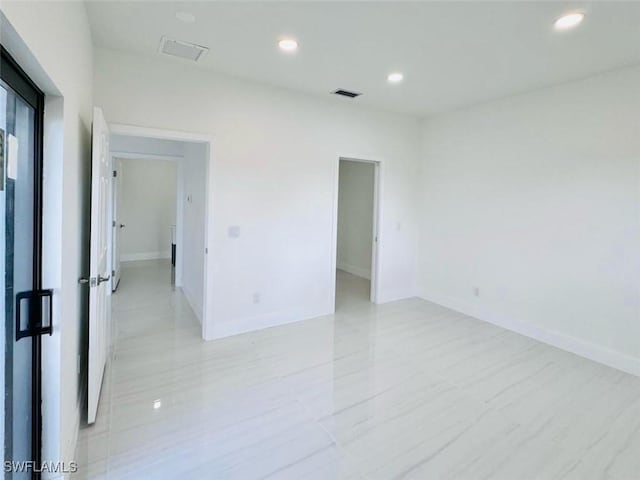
[111,158,122,291]
[88,106,111,424]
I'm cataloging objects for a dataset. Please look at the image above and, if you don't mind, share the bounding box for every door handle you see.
[119,224,125,229]
[15,289,53,340]
[79,275,110,287]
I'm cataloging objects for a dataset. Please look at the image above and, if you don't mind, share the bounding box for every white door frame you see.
[110,157,122,292]
[107,123,215,341]
[331,155,383,307]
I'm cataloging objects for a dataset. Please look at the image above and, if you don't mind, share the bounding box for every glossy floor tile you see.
[73,260,640,479]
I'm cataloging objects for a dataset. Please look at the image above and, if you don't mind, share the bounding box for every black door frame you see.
[1,45,46,479]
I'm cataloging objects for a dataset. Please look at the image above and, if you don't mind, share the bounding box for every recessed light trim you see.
[554,12,585,30]
[278,38,299,52]
[175,11,196,24]
[387,72,404,83]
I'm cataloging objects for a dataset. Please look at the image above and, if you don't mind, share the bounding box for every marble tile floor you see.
[73,260,640,479]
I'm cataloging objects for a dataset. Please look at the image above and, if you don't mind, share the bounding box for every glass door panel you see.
[2,46,45,480]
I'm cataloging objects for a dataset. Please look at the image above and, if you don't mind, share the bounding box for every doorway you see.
[334,157,380,310]
[84,122,212,425]
[108,130,210,327]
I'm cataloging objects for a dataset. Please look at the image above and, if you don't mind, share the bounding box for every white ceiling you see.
[85,1,640,116]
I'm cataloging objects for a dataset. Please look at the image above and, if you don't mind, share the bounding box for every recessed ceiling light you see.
[554,12,585,30]
[278,39,298,52]
[387,72,404,84]
[175,11,196,24]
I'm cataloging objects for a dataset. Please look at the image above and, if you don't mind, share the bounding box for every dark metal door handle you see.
[15,289,53,340]
[97,274,110,285]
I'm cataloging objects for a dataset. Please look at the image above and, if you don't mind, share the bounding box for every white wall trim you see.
[110,123,212,143]
[111,151,182,162]
[419,290,640,378]
[175,161,184,288]
[337,264,371,280]
[120,251,171,262]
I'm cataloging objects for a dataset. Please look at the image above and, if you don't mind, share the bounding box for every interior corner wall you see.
[418,65,640,376]
[179,142,207,323]
[337,160,375,279]
[93,47,421,339]
[119,159,177,262]
[1,0,94,468]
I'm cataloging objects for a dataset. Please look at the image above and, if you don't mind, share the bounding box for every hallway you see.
[73,261,640,479]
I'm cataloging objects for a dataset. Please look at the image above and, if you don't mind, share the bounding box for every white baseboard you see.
[419,290,640,378]
[181,285,203,324]
[121,251,170,262]
[337,262,371,280]
[208,303,332,340]
[375,290,416,305]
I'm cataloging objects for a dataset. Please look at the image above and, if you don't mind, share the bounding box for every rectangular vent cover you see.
[159,36,209,62]
[332,89,362,98]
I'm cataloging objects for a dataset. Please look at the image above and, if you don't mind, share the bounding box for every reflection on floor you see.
[73,260,640,479]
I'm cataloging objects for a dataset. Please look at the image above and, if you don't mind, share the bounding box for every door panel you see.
[1,46,46,479]
[88,107,110,424]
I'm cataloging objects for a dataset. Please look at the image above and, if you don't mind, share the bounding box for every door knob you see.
[119,223,125,229]
[97,274,111,285]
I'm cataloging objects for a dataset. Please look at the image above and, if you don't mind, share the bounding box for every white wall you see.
[1,0,93,471]
[94,48,421,339]
[337,160,375,279]
[119,159,177,261]
[418,65,640,376]
[178,142,207,322]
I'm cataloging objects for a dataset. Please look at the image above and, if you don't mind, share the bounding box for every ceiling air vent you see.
[332,89,362,98]
[158,36,209,62]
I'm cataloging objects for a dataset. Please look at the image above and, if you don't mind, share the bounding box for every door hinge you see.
[112,220,116,227]
[113,170,117,177]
